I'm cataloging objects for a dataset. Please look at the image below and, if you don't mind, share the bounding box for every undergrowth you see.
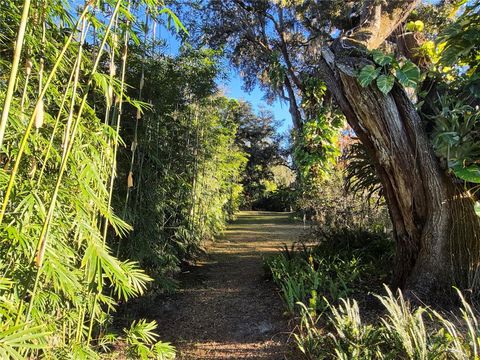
[265,229,480,359]
[294,287,480,360]
[265,228,393,314]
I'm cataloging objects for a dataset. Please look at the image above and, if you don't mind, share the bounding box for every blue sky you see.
[161,29,292,135]
[219,72,291,134]
[160,0,444,136]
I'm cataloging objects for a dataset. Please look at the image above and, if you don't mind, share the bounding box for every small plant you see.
[357,50,421,94]
[294,302,324,359]
[377,287,433,359]
[123,320,176,360]
[324,298,382,360]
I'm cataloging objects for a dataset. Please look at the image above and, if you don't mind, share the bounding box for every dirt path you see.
[153,211,304,359]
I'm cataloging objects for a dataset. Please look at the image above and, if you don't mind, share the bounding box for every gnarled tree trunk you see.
[315,1,480,298]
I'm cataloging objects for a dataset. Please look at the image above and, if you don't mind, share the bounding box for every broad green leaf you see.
[358,65,381,87]
[475,202,480,217]
[395,61,420,88]
[376,75,395,94]
[451,164,480,183]
[372,50,394,66]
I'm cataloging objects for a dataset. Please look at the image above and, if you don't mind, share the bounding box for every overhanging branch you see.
[351,0,420,50]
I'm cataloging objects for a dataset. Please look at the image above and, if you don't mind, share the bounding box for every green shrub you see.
[265,227,393,313]
[311,227,394,279]
[294,299,383,360]
[265,241,369,314]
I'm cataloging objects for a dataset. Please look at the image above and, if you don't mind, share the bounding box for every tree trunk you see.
[317,44,480,298]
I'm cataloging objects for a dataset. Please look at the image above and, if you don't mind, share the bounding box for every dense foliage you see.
[189,0,480,295]
[266,240,480,359]
[115,48,247,287]
[232,102,283,209]
[266,230,392,314]
[1,0,480,358]
[0,0,197,357]
[0,0,247,357]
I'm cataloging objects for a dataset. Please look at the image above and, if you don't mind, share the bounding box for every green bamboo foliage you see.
[109,45,248,286]
[0,0,178,357]
[0,0,31,150]
[0,0,247,356]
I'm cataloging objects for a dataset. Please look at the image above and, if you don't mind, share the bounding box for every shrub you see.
[265,240,371,314]
[310,227,394,280]
[266,227,393,312]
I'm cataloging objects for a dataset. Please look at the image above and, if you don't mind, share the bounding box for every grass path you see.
[153,211,304,359]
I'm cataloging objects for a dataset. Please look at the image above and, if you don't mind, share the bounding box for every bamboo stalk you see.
[24,0,123,321]
[130,11,148,226]
[190,104,200,228]
[0,0,32,150]
[104,20,117,125]
[0,4,91,225]
[101,15,120,244]
[20,60,32,124]
[114,1,134,258]
[61,18,89,163]
[102,1,132,326]
[36,62,77,185]
[75,305,85,343]
[86,293,99,343]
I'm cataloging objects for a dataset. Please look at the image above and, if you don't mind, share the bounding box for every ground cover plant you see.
[293,287,480,360]
[265,228,393,315]
[266,221,480,359]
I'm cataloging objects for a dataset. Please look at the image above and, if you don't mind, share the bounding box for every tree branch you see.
[351,0,420,50]
[283,75,303,131]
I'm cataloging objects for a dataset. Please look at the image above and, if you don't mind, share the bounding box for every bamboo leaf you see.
[0,324,49,357]
[160,7,189,35]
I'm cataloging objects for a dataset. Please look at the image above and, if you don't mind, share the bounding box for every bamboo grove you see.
[0,0,247,357]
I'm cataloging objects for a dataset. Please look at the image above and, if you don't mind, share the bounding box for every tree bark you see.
[317,42,480,298]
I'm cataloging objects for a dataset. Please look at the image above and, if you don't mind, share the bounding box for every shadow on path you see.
[136,211,304,359]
